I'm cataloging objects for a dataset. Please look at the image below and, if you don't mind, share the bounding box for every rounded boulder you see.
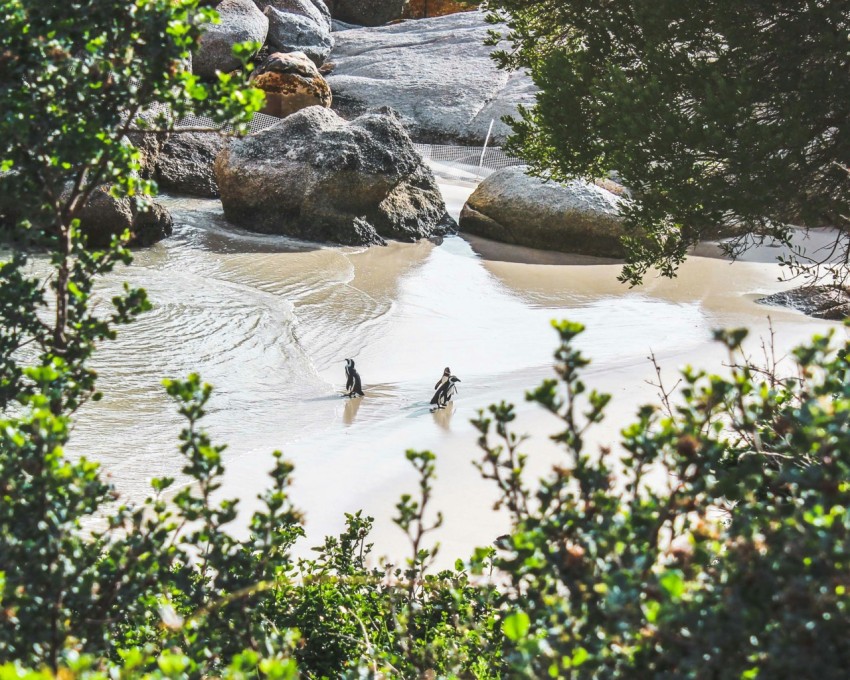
[459,166,627,257]
[76,187,173,248]
[250,51,332,117]
[214,106,455,245]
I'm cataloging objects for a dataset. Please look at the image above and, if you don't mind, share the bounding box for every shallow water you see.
[65,182,840,560]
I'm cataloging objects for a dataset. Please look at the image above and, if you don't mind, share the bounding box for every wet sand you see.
[67,176,843,566]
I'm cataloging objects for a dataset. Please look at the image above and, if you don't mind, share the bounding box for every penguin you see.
[434,366,451,391]
[430,374,460,408]
[344,358,364,398]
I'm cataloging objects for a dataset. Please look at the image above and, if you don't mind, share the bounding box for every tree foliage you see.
[483,0,850,284]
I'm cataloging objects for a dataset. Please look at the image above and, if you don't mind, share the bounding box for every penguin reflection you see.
[431,400,454,430]
[343,393,362,425]
[344,359,364,398]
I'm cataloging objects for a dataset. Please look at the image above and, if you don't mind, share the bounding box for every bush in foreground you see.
[2,315,850,678]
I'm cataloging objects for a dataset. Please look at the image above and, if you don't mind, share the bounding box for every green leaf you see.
[503,611,530,641]
[659,570,686,600]
[571,647,589,667]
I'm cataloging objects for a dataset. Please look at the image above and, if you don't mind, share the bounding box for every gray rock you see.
[331,18,360,31]
[757,286,850,320]
[264,6,334,65]
[459,166,627,257]
[255,0,331,30]
[214,106,455,245]
[326,0,407,26]
[0,171,171,248]
[74,187,173,248]
[125,108,173,180]
[308,0,333,29]
[194,0,268,79]
[326,11,537,144]
[156,132,230,198]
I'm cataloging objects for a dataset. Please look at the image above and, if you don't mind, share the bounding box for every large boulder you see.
[250,52,332,117]
[326,0,408,26]
[459,166,627,257]
[194,0,268,79]
[264,5,334,65]
[758,286,850,320]
[74,187,173,248]
[155,132,230,198]
[326,11,536,144]
[214,106,455,245]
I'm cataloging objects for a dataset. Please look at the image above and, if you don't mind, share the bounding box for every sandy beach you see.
[67,176,844,567]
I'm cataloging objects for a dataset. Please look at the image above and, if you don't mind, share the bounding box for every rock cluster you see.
[459,166,627,258]
[214,106,455,245]
[193,0,334,79]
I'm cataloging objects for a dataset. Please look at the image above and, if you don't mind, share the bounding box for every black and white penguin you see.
[434,366,451,391]
[430,374,460,408]
[344,358,364,398]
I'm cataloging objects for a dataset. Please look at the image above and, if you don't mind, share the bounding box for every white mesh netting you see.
[413,143,524,181]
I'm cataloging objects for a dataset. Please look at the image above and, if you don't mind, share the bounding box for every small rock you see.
[214,106,455,245]
[251,51,332,117]
[757,286,850,320]
[194,0,268,79]
[459,166,626,257]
